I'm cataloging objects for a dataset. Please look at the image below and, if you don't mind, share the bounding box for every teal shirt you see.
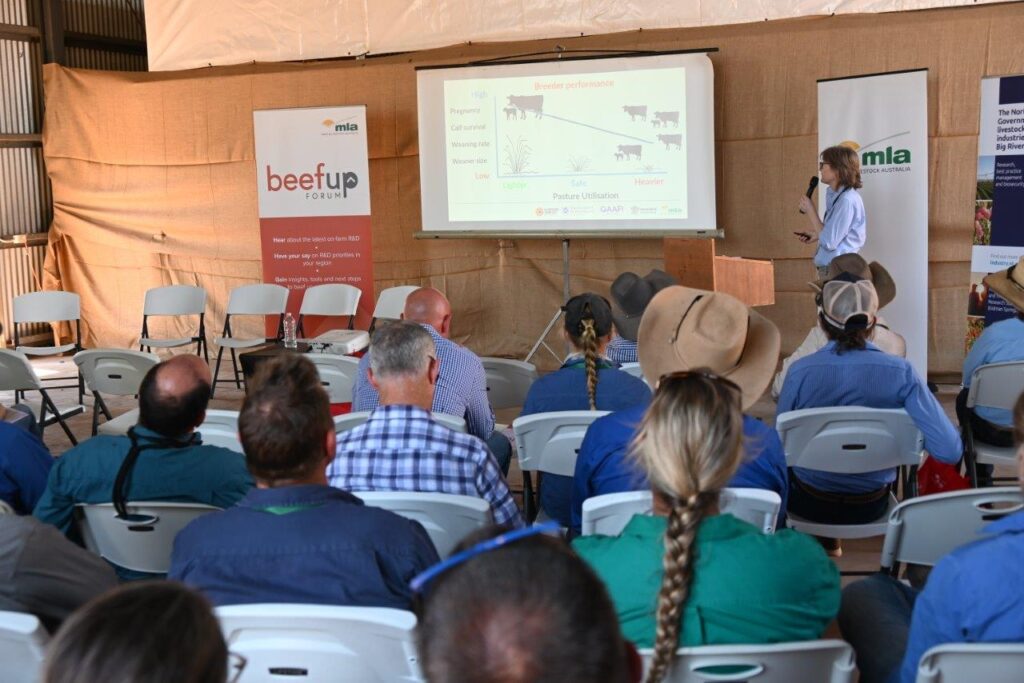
[572,514,840,648]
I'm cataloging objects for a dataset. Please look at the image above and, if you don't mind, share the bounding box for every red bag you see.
[917,455,970,495]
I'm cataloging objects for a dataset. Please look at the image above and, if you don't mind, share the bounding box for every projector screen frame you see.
[414,47,719,72]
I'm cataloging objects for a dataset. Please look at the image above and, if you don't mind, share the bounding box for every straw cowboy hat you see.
[637,286,781,410]
[810,253,896,309]
[609,270,678,342]
[983,256,1024,313]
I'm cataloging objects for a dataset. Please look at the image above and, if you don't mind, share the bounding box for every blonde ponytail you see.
[579,317,600,410]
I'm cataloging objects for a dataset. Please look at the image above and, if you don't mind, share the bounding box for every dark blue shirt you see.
[521,357,650,527]
[169,485,440,609]
[570,403,788,534]
[0,422,52,515]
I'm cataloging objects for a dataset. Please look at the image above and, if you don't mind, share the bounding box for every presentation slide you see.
[417,52,717,236]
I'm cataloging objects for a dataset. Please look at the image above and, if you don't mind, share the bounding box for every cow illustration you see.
[651,119,662,128]
[654,111,680,127]
[503,107,518,120]
[657,134,682,150]
[622,105,647,121]
[614,152,624,161]
[618,144,642,160]
[507,95,544,119]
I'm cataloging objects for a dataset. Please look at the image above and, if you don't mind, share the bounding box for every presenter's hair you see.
[821,145,862,189]
[629,371,745,683]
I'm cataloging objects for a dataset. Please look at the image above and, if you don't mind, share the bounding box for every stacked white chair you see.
[0,611,49,683]
[334,410,466,436]
[481,358,537,410]
[0,348,78,444]
[581,488,782,536]
[74,349,159,436]
[139,285,209,361]
[640,640,855,683]
[356,491,491,557]
[197,409,243,453]
[962,360,1024,486]
[307,354,361,403]
[212,284,289,396]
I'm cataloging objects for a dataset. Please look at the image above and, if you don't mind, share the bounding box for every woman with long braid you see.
[520,293,650,527]
[573,371,839,680]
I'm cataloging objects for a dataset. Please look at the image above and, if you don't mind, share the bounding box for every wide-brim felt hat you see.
[610,269,678,342]
[983,256,1024,313]
[810,254,896,309]
[637,286,781,410]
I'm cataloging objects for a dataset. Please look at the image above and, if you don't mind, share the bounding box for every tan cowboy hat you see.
[810,254,896,309]
[637,286,781,410]
[983,256,1024,313]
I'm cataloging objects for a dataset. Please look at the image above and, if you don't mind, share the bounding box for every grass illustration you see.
[502,135,532,174]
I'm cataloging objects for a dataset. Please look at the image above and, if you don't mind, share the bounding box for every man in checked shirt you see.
[331,321,524,528]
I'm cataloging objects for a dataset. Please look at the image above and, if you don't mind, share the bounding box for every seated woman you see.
[572,370,839,677]
[520,293,650,527]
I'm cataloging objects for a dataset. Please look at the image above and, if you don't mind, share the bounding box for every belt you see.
[791,474,889,504]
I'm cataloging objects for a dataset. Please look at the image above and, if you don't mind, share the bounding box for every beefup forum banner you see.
[966,75,1024,350]
[253,105,373,332]
[818,69,929,376]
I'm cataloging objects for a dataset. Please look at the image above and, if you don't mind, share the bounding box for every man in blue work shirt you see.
[0,420,52,514]
[170,354,439,608]
[571,286,786,535]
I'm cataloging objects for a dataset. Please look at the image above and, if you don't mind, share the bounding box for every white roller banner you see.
[818,69,929,375]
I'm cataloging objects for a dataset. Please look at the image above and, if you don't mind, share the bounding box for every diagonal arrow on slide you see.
[538,111,656,144]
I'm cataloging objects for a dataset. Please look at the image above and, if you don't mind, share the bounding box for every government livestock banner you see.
[966,75,1024,351]
[818,69,929,376]
[253,106,373,332]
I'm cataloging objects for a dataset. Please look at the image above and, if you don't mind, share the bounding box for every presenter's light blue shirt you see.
[777,342,961,493]
[815,185,866,267]
[961,316,1024,427]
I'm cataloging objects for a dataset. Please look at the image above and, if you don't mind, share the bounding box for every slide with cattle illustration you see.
[441,67,688,223]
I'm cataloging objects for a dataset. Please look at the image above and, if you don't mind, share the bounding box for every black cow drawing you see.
[657,134,682,150]
[653,111,680,127]
[622,105,647,121]
[507,95,543,119]
[618,144,642,160]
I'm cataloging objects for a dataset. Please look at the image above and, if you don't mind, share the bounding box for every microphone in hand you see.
[798,176,819,214]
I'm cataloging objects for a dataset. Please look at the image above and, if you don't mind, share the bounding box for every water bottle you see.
[283,312,297,349]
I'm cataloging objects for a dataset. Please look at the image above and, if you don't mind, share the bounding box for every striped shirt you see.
[606,336,638,365]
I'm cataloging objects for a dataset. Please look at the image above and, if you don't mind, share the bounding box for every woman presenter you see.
[795,145,867,279]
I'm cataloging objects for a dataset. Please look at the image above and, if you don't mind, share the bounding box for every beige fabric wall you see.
[43,4,1024,376]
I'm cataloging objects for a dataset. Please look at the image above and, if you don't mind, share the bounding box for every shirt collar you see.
[368,404,432,421]
[239,484,363,509]
[562,353,615,370]
[983,508,1024,535]
[132,425,201,445]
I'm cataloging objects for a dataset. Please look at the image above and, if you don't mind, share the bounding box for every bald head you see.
[138,355,212,438]
[403,288,452,337]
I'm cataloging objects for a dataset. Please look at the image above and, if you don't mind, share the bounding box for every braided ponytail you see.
[579,317,600,410]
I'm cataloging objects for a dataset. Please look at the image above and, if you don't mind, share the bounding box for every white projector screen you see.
[416,51,718,238]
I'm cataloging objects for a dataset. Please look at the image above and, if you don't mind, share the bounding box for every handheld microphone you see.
[799,176,819,214]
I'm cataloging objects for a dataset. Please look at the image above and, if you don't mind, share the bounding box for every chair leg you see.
[40,390,77,446]
[522,471,537,523]
[211,346,225,397]
[229,348,241,389]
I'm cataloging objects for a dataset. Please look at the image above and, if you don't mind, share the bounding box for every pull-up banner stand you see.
[818,69,929,376]
[253,105,374,333]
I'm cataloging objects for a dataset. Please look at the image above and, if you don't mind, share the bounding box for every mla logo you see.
[839,135,912,171]
[321,117,360,135]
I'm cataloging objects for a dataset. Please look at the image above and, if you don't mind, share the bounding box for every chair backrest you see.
[334,411,467,436]
[356,491,491,557]
[306,354,361,403]
[372,286,419,321]
[13,291,80,323]
[299,283,362,318]
[641,640,855,683]
[776,407,924,473]
[619,362,643,379]
[881,487,1024,570]
[0,349,40,392]
[0,611,49,683]
[916,643,1024,683]
[198,409,242,453]
[227,284,289,316]
[217,604,421,683]
[581,488,782,536]
[74,349,160,396]
[75,501,221,573]
[513,410,609,476]
[481,357,538,410]
[143,285,207,316]
[967,360,1024,411]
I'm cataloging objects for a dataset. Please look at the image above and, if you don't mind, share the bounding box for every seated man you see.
[839,391,1024,683]
[332,321,523,528]
[353,287,512,474]
[170,354,439,608]
[0,421,53,514]
[606,269,676,365]
[772,254,906,398]
[34,355,251,574]
[571,286,787,535]
[414,525,641,683]
[778,275,961,527]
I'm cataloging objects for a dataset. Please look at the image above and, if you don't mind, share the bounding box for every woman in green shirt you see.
[572,371,840,682]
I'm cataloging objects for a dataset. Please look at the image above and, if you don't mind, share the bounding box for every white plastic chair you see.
[212,284,289,396]
[581,488,782,536]
[880,487,1024,574]
[916,643,1024,683]
[481,358,537,410]
[334,410,467,436]
[216,604,422,683]
[74,501,221,574]
[307,354,361,403]
[198,409,242,453]
[139,285,209,361]
[356,491,491,558]
[777,407,923,541]
[74,349,159,436]
[963,360,1024,486]
[297,283,362,337]
[0,611,49,683]
[640,640,855,683]
[13,290,84,404]
[0,348,78,444]
[371,286,419,329]
[512,410,609,522]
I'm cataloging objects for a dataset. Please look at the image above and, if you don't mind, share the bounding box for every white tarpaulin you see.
[145,0,1013,72]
